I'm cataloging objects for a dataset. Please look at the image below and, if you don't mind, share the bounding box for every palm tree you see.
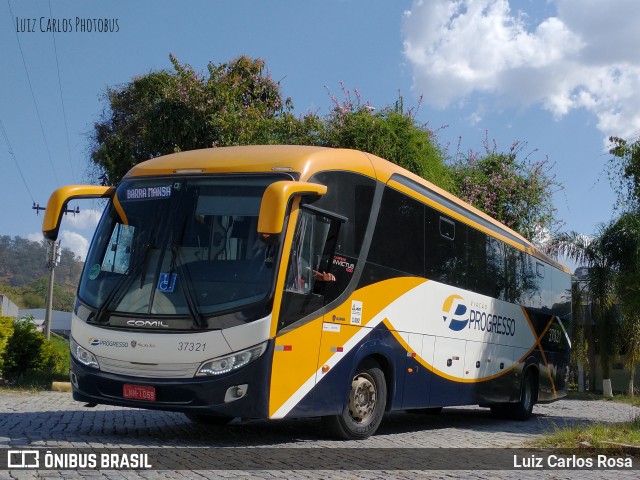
[547,225,619,396]
[604,212,640,396]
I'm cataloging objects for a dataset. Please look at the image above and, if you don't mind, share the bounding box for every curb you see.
[51,381,72,392]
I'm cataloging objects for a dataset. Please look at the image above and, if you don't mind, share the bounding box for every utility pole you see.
[44,240,60,340]
[33,202,78,339]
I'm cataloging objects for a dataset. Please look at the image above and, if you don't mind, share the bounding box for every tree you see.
[89,56,452,190]
[604,212,640,395]
[451,137,560,242]
[548,226,620,395]
[322,89,454,190]
[91,55,309,185]
[609,136,640,211]
[89,55,561,242]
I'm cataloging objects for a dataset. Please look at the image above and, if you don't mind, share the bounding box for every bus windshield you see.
[78,175,286,325]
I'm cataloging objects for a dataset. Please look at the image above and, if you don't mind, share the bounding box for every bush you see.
[0,317,69,383]
[0,316,15,375]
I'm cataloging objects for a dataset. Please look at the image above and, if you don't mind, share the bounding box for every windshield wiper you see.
[90,240,154,324]
[165,216,208,329]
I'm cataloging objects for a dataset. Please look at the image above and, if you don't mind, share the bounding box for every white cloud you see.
[59,230,90,261]
[62,208,102,230]
[402,0,640,139]
[27,232,43,243]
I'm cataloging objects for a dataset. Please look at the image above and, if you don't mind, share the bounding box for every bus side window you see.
[439,216,455,241]
[279,209,341,329]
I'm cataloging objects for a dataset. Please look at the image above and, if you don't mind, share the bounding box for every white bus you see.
[43,145,571,439]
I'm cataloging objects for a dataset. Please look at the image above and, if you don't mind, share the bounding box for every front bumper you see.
[69,341,273,418]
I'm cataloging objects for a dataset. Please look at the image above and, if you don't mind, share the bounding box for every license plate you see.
[123,384,156,402]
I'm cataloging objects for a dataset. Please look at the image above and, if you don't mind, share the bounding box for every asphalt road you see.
[1,390,639,479]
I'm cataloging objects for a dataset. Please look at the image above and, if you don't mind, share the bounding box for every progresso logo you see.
[87,337,129,348]
[442,295,469,331]
[440,294,517,337]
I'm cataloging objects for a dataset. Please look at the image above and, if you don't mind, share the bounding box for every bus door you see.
[270,205,344,418]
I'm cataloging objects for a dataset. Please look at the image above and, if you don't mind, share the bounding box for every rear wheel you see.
[490,371,536,420]
[509,371,536,420]
[184,413,234,425]
[322,361,387,440]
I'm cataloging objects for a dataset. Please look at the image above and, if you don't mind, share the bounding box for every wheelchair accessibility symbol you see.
[157,273,177,293]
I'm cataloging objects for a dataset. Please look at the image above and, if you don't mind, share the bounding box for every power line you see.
[7,0,60,185]
[49,0,75,182]
[0,117,36,203]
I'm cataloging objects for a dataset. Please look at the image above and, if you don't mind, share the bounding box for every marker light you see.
[70,337,100,369]
[196,342,267,376]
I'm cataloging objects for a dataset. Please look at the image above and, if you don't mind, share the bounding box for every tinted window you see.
[368,187,424,276]
[308,171,376,258]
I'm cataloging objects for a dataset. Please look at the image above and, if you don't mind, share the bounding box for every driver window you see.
[101,223,135,274]
[285,210,332,295]
[279,208,340,329]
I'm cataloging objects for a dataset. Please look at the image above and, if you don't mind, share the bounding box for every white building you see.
[0,294,19,317]
[18,309,72,338]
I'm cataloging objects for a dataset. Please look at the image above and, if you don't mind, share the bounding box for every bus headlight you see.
[70,337,100,369]
[196,342,267,376]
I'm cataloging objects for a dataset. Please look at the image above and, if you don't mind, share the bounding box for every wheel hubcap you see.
[348,373,376,423]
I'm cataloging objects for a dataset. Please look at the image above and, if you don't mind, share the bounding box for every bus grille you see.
[97,356,199,378]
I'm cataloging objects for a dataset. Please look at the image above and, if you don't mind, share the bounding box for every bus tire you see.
[322,361,387,440]
[184,413,234,425]
[508,371,536,420]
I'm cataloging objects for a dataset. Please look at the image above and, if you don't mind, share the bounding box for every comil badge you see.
[442,294,469,331]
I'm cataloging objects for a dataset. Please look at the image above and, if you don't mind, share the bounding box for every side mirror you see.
[42,185,114,241]
[257,181,327,241]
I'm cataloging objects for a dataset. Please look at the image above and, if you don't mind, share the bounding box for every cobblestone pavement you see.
[0,390,639,479]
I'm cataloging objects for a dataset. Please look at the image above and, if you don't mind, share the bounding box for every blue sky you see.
[2,0,639,261]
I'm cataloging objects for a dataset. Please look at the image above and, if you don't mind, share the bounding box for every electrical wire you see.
[0,117,36,203]
[7,0,60,185]
[49,0,75,182]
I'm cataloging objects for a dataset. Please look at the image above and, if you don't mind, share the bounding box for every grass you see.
[566,389,640,407]
[530,390,640,452]
[531,418,640,451]
[0,333,70,391]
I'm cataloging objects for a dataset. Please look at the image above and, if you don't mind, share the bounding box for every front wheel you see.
[322,361,387,440]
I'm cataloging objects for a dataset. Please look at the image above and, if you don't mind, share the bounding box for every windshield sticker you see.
[88,264,101,280]
[125,185,172,200]
[157,273,177,293]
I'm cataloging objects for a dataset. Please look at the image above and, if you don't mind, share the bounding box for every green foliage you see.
[89,56,454,191]
[0,316,14,376]
[89,55,559,242]
[0,277,76,312]
[321,89,454,190]
[91,55,305,185]
[0,235,83,289]
[0,235,81,312]
[549,225,620,379]
[570,282,588,369]
[451,137,560,241]
[608,136,640,211]
[0,317,67,380]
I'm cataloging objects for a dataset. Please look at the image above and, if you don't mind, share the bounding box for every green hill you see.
[0,235,83,312]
